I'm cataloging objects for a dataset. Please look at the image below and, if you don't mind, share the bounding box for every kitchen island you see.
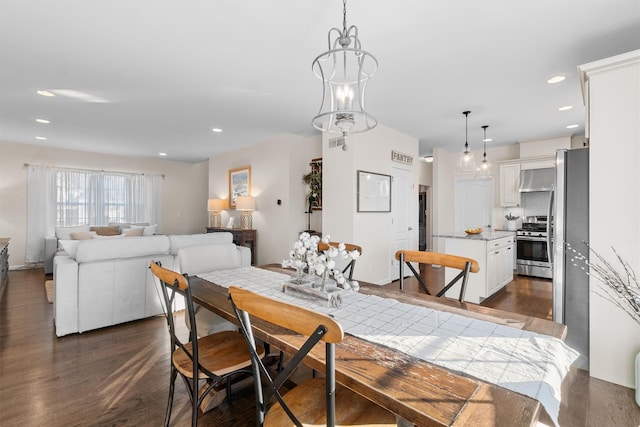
[435,231,515,303]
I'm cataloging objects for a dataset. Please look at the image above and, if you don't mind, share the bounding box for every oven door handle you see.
[516,236,547,241]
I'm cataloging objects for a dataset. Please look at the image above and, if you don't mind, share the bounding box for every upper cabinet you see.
[499,163,521,207]
[499,156,557,207]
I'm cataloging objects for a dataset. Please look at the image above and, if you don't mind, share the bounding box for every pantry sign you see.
[391,151,413,165]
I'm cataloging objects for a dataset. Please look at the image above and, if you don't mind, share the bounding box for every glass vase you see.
[289,268,312,285]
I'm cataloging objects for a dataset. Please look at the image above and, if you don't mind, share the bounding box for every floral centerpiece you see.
[282,233,360,292]
[281,232,319,284]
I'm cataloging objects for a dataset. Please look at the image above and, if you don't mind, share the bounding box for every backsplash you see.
[522,192,552,216]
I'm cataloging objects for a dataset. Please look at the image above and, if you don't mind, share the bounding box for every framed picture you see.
[357,170,392,212]
[228,165,251,209]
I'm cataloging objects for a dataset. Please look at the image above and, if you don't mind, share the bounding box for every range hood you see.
[519,168,555,192]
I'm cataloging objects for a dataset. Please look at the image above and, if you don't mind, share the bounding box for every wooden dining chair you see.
[150,262,264,427]
[317,241,362,280]
[395,250,480,303]
[228,286,396,427]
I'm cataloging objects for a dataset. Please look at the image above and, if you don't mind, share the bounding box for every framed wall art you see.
[228,165,251,209]
[357,170,392,212]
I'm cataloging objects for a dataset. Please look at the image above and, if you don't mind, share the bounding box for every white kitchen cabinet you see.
[440,232,515,304]
[487,239,515,295]
[499,163,521,207]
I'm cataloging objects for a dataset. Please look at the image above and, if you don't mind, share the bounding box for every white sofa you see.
[53,232,250,337]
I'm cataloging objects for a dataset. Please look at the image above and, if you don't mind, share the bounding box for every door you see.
[390,167,411,281]
[454,178,493,231]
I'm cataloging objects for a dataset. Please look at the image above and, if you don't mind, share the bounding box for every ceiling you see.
[1,1,638,163]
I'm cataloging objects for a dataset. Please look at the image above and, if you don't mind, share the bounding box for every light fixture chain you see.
[343,0,348,33]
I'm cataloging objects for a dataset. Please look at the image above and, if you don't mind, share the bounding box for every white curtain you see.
[25,165,163,263]
[25,165,56,263]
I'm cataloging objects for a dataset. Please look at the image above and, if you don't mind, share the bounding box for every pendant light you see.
[312,0,378,140]
[476,125,492,177]
[456,111,476,173]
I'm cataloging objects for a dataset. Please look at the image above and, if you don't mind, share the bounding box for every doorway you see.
[389,167,411,281]
[419,185,430,251]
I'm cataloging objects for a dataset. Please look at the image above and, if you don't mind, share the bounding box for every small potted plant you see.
[505,212,519,231]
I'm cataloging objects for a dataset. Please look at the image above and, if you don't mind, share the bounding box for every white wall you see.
[581,51,640,387]
[208,133,321,265]
[0,140,209,268]
[322,124,420,285]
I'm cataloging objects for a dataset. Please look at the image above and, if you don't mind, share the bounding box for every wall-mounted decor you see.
[303,158,323,211]
[229,165,251,209]
[357,170,391,212]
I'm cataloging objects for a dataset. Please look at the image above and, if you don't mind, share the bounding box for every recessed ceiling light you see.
[558,105,573,111]
[566,124,579,129]
[423,156,434,163]
[36,90,55,97]
[158,152,167,156]
[35,118,50,124]
[212,128,223,133]
[547,76,566,84]
[35,136,47,140]
[483,138,493,142]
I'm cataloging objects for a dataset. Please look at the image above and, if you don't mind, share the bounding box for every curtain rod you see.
[23,163,165,179]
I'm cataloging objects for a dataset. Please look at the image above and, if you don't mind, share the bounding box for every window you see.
[54,169,155,226]
[25,165,163,263]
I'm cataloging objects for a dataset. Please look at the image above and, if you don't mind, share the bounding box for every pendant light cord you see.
[463,111,471,153]
[482,125,488,160]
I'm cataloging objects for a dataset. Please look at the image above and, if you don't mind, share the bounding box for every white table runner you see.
[198,267,578,426]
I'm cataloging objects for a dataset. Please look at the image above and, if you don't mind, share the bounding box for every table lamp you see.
[207,198,226,228]
[235,196,255,230]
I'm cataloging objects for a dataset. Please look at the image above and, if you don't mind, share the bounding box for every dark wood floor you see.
[0,268,638,426]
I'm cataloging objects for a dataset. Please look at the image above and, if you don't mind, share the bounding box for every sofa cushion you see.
[75,235,171,263]
[169,233,233,254]
[176,243,241,275]
[90,226,121,236]
[55,224,90,240]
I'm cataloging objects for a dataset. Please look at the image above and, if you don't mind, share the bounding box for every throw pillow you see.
[55,224,90,240]
[70,231,95,240]
[123,227,144,237]
[58,240,80,259]
[142,224,158,236]
[90,226,121,236]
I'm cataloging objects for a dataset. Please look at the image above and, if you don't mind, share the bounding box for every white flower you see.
[351,281,360,291]
[321,235,331,244]
[348,250,360,260]
[327,259,336,270]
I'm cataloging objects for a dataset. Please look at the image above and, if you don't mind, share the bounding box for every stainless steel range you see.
[516,216,552,279]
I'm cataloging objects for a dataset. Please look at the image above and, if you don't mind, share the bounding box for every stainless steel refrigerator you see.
[552,147,589,369]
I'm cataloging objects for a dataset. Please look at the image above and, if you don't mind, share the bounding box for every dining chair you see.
[150,262,264,427]
[317,241,362,280]
[395,250,480,303]
[227,286,397,427]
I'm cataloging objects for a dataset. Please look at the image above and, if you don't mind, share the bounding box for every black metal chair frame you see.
[152,262,253,427]
[228,293,336,427]
[398,252,474,303]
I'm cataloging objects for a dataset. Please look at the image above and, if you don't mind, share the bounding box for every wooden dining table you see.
[189,266,566,426]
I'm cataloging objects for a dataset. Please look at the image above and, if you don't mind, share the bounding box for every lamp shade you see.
[207,198,226,211]
[235,196,255,211]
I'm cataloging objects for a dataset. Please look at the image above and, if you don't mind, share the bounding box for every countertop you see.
[434,230,515,241]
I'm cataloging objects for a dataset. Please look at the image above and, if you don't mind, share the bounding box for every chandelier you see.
[456,111,476,173]
[312,0,378,138]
